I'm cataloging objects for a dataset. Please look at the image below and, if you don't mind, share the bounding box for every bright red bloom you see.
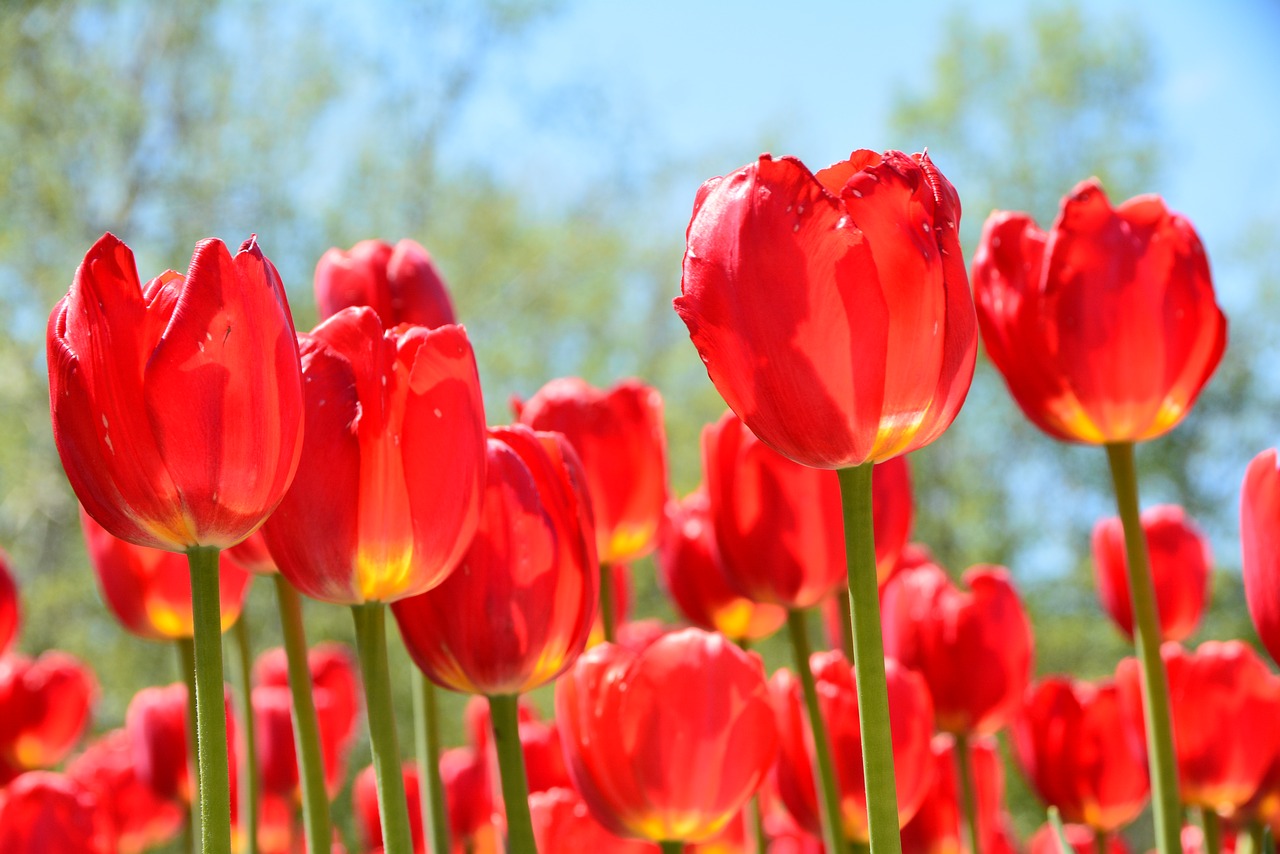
[0,771,112,854]
[1117,641,1280,817]
[0,548,17,656]
[1242,449,1280,666]
[261,306,487,605]
[355,762,425,854]
[530,787,657,854]
[516,377,669,564]
[438,746,494,846]
[67,730,184,854]
[393,425,597,695]
[126,683,237,806]
[676,150,977,469]
[899,734,1006,854]
[48,233,304,551]
[0,652,96,782]
[314,238,457,329]
[556,628,777,843]
[880,562,1033,735]
[702,411,844,609]
[516,719,571,794]
[1028,823,1133,854]
[973,180,1226,444]
[79,507,252,641]
[772,652,935,843]
[656,488,787,643]
[1013,677,1149,833]
[253,642,361,744]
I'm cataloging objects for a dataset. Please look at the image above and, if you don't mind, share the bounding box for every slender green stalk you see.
[852,844,872,854]
[1200,808,1222,854]
[1105,442,1182,854]
[1048,807,1071,854]
[837,463,901,854]
[1265,825,1275,854]
[489,694,538,854]
[231,615,261,854]
[834,588,856,661]
[352,603,413,854]
[659,842,685,854]
[187,546,232,854]
[1096,830,1110,854]
[954,735,980,854]
[599,561,617,643]
[1249,822,1267,854]
[413,667,451,854]
[749,794,767,854]
[786,608,845,854]
[176,637,200,853]
[274,574,331,853]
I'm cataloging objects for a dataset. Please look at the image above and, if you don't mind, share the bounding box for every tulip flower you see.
[253,643,361,750]
[1028,823,1133,854]
[656,488,786,643]
[0,548,17,657]
[1242,449,1280,667]
[0,652,96,783]
[126,683,237,807]
[0,771,113,854]
[1093,505,1211,643]
[1013,677,1150,834]
[899,734,1006,854]
[67,730,185,854]
[315,238,457,329]
[253,684,353,796]
[438,746,495,850]
[556,628,777,847]
[356,762,426,854]
[530,787,657,854]
[772,653,934,845]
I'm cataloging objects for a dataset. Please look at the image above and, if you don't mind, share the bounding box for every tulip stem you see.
[187,546,232,854]
[489,693,538,854]
[659,842,685,854]
[412,666,451,854]
[1249,822,1267,854]
[749,794,767,854]
[600,561,617,643]
[954,735,980,854]
[1200,808,1222,854]
[274,575,331,854]
[838,463,902,854]
[1095,830,1110,854]
[835,588,856,661]
[1105,442,1182,854]
[176,637,200,852]
[232,614,261,854]
[852,844,872,854]
[785,608,845,854]
[352,603,413,854]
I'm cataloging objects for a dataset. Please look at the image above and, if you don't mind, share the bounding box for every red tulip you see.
[48,233,304,551]
[556,628,777,843]
[0,771,112,854]
[900,734,1006,854]
[973,180,1226,444]
[253,642,361,746]
[67,730,184,854]
[355,762,425,854]
[1028,823,1133,854]
[702,411,844,609]
[880,562,1033,735]
[656,488,787,642]
[1117,641,1280,817]
[1242,448,1280,666]
[1013,677,1149,833]
[0,548,17,656]
[516,377,669,564]
[771,652,935,843]
[516,719,571,794]
[79,506,252,641]
[438,746,494,847]
[530,787,657,854]
[261,306,487,605]
[126,683,237,805]
[253,683,353,796]
[314,238,456,329]
[676,150,977,469]
[1092,505,1211,643]
[393,425,597,696]
[0,652,96,782]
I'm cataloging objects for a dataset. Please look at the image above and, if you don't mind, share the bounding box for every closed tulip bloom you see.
[973,180,1226,444]
[253,684,353,796]
[656,489,786,642]
[772,653,935,843]
[314,238,457,329]
[530,787,657,854]
[1092,505,1211,643]
[126,683,237,805]
[393,425,597,695]
[881,562,1034,735]
[0,771,112,854]
[355,762,425,854]
[438,746,494,847]
[1028,823,1133,854]
[261,306,486,605]
[67,730,184,854]
[80,507,252,641]
[1013,677,1149,833]
[516,377,669,564]
[676,150,976,469]
[0,652,96,782]
[556,628,777,844]
[0,549,16,656]
[1242,448,1280,666]
[48,233,304,551]
[703,412,845,609]
[253,643,361,755]
[900,734,1005,854]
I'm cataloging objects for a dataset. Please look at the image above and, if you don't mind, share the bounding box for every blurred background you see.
[2,0,1277,847]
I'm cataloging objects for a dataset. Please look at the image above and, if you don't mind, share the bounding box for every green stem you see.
[232,614,260,854]
[1250,822,1267,854]
[413,667,451,854]
[1048,806,1071,854]
[837,463,901,854]
[187,546,232,854]
[274,574,331,854]
[835,588,856,661]
[599,561,616,643]
[659,842,685,854]
[749,794,767,854]
[852,844,872,854]
[1265,825,1275,854]
[786,608,845,854]
[1096,829,1110,854]
[176,637,200,853]
[954,735,980,854]
[1105,442,1182,854]
[1200,808,1222,854]
[489,694,538,854]
[352,603,413,854]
